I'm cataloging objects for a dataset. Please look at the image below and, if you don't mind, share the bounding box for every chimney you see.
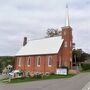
[23,37,27,46]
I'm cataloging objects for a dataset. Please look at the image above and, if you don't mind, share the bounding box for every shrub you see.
[34,73,42,79]
[81,63,90,71]
[0,68,2,73]
[50,73,55,75]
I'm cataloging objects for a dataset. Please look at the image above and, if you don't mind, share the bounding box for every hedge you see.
[81,63,90,71]
[0,68,2,73]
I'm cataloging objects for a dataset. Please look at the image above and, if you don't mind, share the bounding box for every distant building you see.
[15,26,73,74]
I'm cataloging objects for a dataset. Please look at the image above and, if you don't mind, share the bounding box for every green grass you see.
[81,69,90,72]
[43,74,75,80]
[0,80,2,83]
[3,74,75,83]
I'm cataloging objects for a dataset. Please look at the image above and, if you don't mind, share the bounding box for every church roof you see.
[16,36,63,56]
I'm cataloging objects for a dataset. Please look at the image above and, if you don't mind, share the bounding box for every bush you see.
[50,73,55,75]
[81,63,90,71]
[34,74,42,79]
[0,68,2,73]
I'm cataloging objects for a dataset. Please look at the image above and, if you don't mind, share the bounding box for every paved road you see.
[0,73,90,90]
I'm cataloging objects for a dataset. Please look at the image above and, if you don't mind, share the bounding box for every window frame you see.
[18,57,22,66]
[64,31,66,36]
[26,56,31,67]
[64,41,68,48]
[48,56,52,67]
[36,56,41,67]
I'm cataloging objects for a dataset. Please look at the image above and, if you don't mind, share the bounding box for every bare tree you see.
[46,28,60,37]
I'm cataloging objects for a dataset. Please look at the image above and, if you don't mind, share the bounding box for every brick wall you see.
[15,26,73,73]
[15,54,58,74]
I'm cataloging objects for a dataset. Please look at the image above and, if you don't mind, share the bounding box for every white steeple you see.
[65,3,70,26]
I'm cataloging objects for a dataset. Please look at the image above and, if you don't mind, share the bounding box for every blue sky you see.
[0,0,90,56]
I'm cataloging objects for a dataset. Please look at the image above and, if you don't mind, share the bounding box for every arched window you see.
[18,57,22,66]
[48,56,52,67]
[64,31,66,35]
[70,57,72,62]
[26,57,31,66]
[36,56,41,67]
[64,41,67,47]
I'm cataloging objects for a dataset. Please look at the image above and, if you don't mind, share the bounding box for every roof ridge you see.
[28,36,61,41]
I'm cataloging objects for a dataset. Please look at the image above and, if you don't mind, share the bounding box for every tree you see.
[73,49,90,65]
[0,56,15,73]
[46,28,60,37]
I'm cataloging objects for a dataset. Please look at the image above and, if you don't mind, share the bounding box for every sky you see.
[0,0,90,56]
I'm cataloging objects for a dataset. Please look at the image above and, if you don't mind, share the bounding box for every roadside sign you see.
[56,68,68,75]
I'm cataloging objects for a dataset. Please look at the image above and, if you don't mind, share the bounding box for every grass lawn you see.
[82,70,90,72]
[3,74,75,83]
[0,80,2,83]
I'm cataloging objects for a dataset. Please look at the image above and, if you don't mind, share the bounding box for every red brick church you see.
[15,26,73,74]
[15,5,73,75]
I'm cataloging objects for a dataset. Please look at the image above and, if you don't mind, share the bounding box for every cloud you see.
[0,0,90,55]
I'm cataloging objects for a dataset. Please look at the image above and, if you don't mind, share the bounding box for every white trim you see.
[26,57,31,66]
[18,57,22,66]
[48,56,52,67]
[36,56,41,67]
[70,57,72,62]
[27,65,30,67]
[64,41,67,48]
[64,31,66,35]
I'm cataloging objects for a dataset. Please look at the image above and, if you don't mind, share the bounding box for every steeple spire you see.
[65,3,70,26]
